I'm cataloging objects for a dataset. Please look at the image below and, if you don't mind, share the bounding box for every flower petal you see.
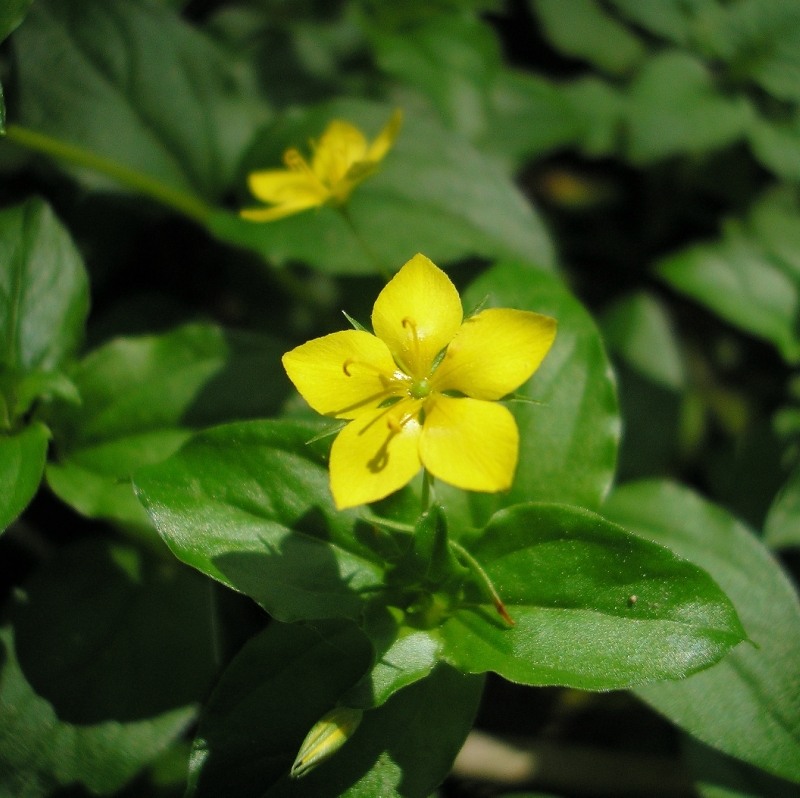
[366,109,403,162]
[282,330,404,419]
[330,403,422,509]
[372,254,463,380]
[432,308,557,400]
[247,168,329,206]
[240,197,323,222]
[420,395,519,492]
[312,121,369,186]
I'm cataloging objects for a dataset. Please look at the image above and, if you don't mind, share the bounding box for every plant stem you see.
[450,539,515,626]
[339,205,390,278]
[4,124,213,225]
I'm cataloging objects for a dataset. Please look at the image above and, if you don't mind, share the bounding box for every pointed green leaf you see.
[134,419,385,622]
[348,502,744,706]
[706,0,800,104]
[0,421,48,533]
[657,216,800,363]
[45,323,287,533]
[188,620,372,796]
[188,619,483,798]
[12,0,264,200]
[605,480,800,784]
[626,52,751,163]
[438,503,744,689]
[0,198,88,374]
[533,0,646,75]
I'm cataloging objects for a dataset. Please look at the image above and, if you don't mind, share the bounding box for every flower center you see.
[409,378,431,399]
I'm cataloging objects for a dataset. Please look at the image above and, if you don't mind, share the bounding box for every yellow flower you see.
[282,254,557,510]
[241,110,402,222]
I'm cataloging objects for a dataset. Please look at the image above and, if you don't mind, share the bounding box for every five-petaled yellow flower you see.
[283,254,557,510]
[241,110,402,222]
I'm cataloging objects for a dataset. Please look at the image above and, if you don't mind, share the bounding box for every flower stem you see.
[449,539,515,626]
[339,205,390,279]
[4,124,213,225]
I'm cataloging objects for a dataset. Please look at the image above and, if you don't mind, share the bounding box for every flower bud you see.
[290,706,363,779]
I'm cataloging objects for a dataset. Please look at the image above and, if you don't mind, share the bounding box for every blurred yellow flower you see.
[282,254,557,509]
[241,110,402,222]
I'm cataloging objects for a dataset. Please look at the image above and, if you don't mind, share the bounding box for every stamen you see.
[283,148,312,174]
[401,317,422,374]
[342,358,406,384]
[386,408,417,433]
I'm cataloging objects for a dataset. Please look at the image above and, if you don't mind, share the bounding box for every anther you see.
[387,416,403,433]
[284,149,308,171]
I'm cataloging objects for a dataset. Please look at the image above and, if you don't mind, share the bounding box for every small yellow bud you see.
[290,706,363,779]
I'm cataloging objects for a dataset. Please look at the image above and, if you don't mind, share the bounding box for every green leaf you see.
[10,538,218,725]
[0,0,30,131]
[0,198,89,374]
[189,620,483,798]
[607,0,714,45]
[482,71,582,166]
[0,537,219,795]
[45,323,287,532]
[0,0,32,43]
[562,76,627,157]
[371,14,501,140]
[342,606,442,710]
[684,736,800,798]
[748,186,800,281]
[0,627,194,797]
[656,221,800,363]
[352,502,744,704]
[442,262,619,522]
[601,291,686,390]
[188,620,371,795]
[626,52,752,163]
[11,0,264,201]
[0,421,48,533]
[764,465,800,549]
[748,111,800,183]
[532,0,646,75]
[134,419,385,622]
[706,0,800,104]
[605,480,800,784]
[440,503,744,689]
[216,99,555,275]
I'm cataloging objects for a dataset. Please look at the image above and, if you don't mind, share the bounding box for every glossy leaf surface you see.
[46,323,287,532]
[606,480,800,783]
[134,419,385,621]
[0,198,88,375]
